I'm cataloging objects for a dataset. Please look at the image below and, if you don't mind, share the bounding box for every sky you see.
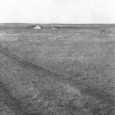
[0,0,115,23]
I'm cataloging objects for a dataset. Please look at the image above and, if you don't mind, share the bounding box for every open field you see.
[0,24,115,115]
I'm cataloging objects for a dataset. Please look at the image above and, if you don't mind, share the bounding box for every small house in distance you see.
[26,25,42,29]
[33,25,42,29]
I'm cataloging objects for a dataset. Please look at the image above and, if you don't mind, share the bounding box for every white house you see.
[33,25,42,29]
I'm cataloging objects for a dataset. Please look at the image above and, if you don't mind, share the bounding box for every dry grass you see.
[0,24,115,115]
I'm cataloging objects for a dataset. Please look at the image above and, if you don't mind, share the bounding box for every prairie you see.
[0,24,115,115]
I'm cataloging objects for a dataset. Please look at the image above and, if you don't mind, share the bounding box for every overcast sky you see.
[0,0,115,23]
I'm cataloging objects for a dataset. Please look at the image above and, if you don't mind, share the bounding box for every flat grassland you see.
[0,24,115,115]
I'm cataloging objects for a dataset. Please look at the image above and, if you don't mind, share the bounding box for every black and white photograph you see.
[0,0,115,115]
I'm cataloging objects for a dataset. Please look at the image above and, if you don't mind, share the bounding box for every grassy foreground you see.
[0,24,115,115]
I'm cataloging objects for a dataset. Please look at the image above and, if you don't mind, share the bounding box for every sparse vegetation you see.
[0,24,115,115]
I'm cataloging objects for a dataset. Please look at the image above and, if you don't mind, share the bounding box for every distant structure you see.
[26,25,42,30]
[52,27,60,30]
[52,26,60,33]
[33,25,42,29]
